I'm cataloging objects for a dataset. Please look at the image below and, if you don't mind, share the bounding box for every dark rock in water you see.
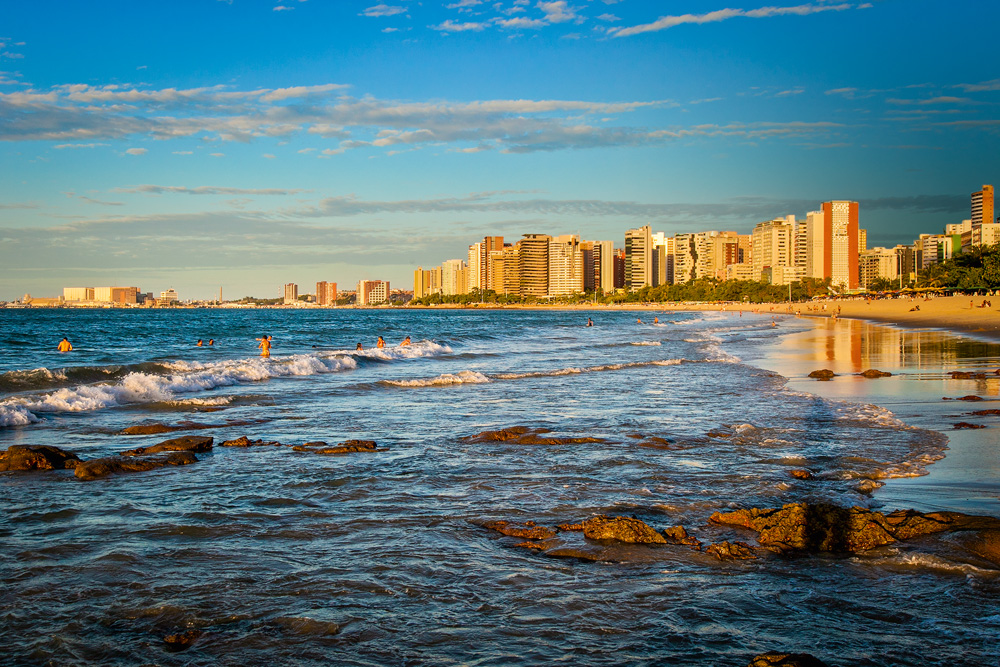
[807,369,836,380]
[747,653,828,667]
[957,395,984,401]
[220,436,284,447]
[790,469,813,480]
[637,435,676,449]
[662,525,702,548]
[954,422,987,430]
[485,520,557,540]
[121,422,178,435]
[0,445,81,472]
[858,369,892,378]
[74,451,198,481]
[581,516,667,544]
[164,629,203,652]
[463,426,605,446]
[710,502,1000,553]
[120,435,213,457]
[949,371,987,379]
[557,522,584,532]
[971,409,1000,416]
[706,541,757,560]
[540,548,612,562]
[123,420,264,436]
[961,529,1000,567]
[293,439,383,455]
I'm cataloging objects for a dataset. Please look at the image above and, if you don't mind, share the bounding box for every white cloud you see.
[446,0,483,7]
[115,185,307,196]
[431,19,488,31]
[273,5,294,11]
[210,152,225,157]
[611,2,854,37]
[125,147,147,155]
[172,150,193,155]
[53,142,107,149]
[537,1,580,24]
[362,4,407,17]
[259,83,349,102]
[596,13,619,21]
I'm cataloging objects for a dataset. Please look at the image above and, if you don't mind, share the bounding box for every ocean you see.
[1,307,998,666]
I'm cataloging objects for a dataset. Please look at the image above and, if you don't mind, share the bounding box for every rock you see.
[949,371,987,379]
[807,369,836,380]
[971,409,1000,416]
[581,516,667,544]
[858,369,892,378]
[0,445,81,472]
[709,503,1000,553]
[957,395,984,401]
[122,420,262,436]
[120,435,213,457]
[706,541,757,560]
[485,520,557,540]
[557,522,584,532]
[663,525,702,548]
[121,422,178,435]
[293,440,383,454]
[164,629,203,652]
[954,422,987,430]
[790,469,813,480]
[637,436,676,449]
[74,451,198,481]
[961,529,1000,567]
[220,436,284,447]
[513,540,548,550]
[463,426,605,446]
[541,548,611,562]
[747,653,829,667]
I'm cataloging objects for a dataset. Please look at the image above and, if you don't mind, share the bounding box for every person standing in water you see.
[377,336,385,349]
[356,342,364,351]
[57,337,72,352]
[586,318,593,327]
[400,336,411,347]
[257,334,272,357]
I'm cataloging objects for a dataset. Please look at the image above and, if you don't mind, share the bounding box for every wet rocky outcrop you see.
[662,525,702,548]
[807,369,836,380]
[709,502,1000,554]
[953,422,986,430]
[292,440,385,455]
[220,436,285,447]
[0,445,81,472]
[961,529,1000,567]
[789,469,813,480]
[484,520,557,540]
[122,420,263,436]
[706,541,757,560]
[747,653,829,667]
[120,436,213,457]
[971,409,1000,416]
[956,395,983,401]
[948,371,988,379]
[858,369,892,378]
[74,451,198,481]
[578,516,667,544]
[463,426,605,445]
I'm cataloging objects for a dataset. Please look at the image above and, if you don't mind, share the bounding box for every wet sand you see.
[750,314,1000,516]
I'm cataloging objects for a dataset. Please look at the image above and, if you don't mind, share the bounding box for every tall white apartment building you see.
[548,235,584,296]
[624,225,652,290]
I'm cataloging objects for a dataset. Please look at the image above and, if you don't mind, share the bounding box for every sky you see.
[1,0,998,300]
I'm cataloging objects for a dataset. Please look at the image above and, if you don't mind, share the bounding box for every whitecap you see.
[382,370,490,387]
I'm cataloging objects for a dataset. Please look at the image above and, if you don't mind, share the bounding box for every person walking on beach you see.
[377,336,386,349]
[258,335,272,358]
[57,337,72,352]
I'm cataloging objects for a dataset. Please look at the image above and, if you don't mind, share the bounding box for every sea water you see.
[1,308,997,666]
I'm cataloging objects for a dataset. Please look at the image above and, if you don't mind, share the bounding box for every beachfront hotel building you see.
[972,185,995,227]
[315,281,338,306]
[547,235,585,297]
[440,259,469,296]
[283,283,298,305]
[519,234,551,298]
[751,217,796,285]
[356,280,389,306]
[624,225,653,290]
[823,200,860,290]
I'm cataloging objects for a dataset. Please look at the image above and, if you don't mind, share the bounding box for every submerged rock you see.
[789,469,813,480]
[961,529,1000,567]
[484,520,557,540]
[293,440,384,455]
[807,369,836,380]
[581,516,667,544]
[858,369,892,378]
[220,436,284,447]
[464,426,605,446]
[0,445,81,472]
[709,502,1000,553]
[957,395,984,401]
[747,653,829,667]
[706,541,757,560]
[120,435,213,457]
[74,451,198,481]
[954,422,987,430]
[971,409,1000,416]
[949,371,987,379]
[163,629,203,652]
[121,422,179,435]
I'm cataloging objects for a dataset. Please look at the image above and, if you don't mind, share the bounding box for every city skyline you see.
[1,0,998,300]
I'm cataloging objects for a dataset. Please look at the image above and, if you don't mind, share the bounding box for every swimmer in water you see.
[653,317,659,324]
[196,339,203,347]
[208,339,214,346]
[377,336,385,349]
[637,318,643,324]
[400,336,411,347]
[57,337,72,352]
[257,334,271,357]
[586,318,593,327]
[356,342,364,351]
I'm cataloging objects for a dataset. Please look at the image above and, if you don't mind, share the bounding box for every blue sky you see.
[1,0,998,299]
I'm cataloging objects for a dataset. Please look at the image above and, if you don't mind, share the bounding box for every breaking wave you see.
[382,371,490,387]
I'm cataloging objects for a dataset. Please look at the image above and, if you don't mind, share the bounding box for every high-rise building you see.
[518,234,551,298]
[283,283,298,305]
[802,210,825,280]
[859,247,899,288]
[972,185,995,226]
[478,236,505,292]
[593,240,615,293]
[613,249,626,289]
[624,225,652,290]
[498,245,522,297]
[413,268,429,299]
[859,228,868,254]
[316,281,338,306]
[356,280,389,306]
[548,235,584,296]
[467,243,482,292]
[822,201,859,290]
[752,217,796,285]
[441,259,468,296]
